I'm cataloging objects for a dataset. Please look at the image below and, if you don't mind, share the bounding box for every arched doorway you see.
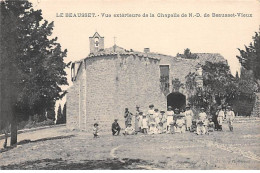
[167,92,186,110]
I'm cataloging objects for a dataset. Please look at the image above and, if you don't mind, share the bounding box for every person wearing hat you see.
[184,105,194,131]
[213,106,221,130]
[196,120,206,135]
[124,123,136,135]
[112,119,121,136]
[217,106,225,131]
[197,107,208,134]
[124,108,133,128]
[198,107,207,122]
[226,106,235,132]
[93,123,100,138]
[147,104,155,124]
[166,106,174,133]
[175,114,186,133]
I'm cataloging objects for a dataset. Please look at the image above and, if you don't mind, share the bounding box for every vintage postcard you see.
[0,0,260,170]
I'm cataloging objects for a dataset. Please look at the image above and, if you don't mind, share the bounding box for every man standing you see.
[124,108,133,128]
[112,119,121,136]
[226,106,235,132]
[198,107,207,122]
[217,106,225,131]
[213,106,221,130]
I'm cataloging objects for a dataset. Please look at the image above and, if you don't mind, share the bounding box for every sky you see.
[30,0,260,77]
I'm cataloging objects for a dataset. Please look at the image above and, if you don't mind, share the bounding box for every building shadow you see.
[0,158,152,170]
[0,135,75,153]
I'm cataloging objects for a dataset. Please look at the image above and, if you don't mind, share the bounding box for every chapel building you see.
[66,32,227,131]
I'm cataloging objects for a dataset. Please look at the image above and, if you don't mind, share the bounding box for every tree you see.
[56,104,63,124]
[178,48,198,59]
[62,103,67,124]
[56,103,66,124]
[185,61,236,111]
[172,78,184,92]
[237,29,260,86]
[1,0,22,145]
[47,106,56,121]
[230,67,257,116]
[1,0,68,145]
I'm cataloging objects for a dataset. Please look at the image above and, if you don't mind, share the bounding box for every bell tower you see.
[89,32,104,54]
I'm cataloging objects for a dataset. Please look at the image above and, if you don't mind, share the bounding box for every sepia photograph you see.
[0,0,260,170]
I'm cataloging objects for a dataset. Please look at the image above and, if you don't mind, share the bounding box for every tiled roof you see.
[87,45,160,60]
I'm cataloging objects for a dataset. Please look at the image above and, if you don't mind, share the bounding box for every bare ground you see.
[0,118,259,170]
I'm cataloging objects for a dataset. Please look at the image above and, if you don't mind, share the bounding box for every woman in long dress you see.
[160,111,167,133]
[166,106,174,133]
[185,105,194,131]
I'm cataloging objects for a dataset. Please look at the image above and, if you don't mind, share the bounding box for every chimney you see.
[144,48,150,53]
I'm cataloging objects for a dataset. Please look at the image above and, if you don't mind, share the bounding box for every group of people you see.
[93,104,236,137]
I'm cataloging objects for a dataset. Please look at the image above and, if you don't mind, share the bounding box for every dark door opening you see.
[167,92,186,110]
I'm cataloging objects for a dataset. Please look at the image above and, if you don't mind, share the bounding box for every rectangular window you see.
[160,65,169,91]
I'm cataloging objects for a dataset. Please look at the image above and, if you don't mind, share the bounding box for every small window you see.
[160,65,170,92]
[94,37,99,47]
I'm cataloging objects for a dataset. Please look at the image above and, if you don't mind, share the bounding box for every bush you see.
[24,119,54,129]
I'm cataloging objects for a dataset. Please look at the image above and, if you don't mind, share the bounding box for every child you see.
[93,123,99,138]
[226,106,235,132]
[190,120,197,133]
[208,117,215,132]
[124,123,136,135]
[175,115,186,133]
[148,122,158,134]
[196,120,206,135]
[157,121,164,134]
[141,114,149,134]
[204,118,209,134]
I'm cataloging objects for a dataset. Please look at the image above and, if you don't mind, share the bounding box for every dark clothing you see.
[112,122,121,135]
[124,111,132,128]
[212,112,220,130]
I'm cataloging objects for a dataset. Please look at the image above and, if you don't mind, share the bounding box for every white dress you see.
[154,112,160,125]
[185,110,193,128]
[166,111,174,126]
[217,110,225,125]
[142,118,148,129]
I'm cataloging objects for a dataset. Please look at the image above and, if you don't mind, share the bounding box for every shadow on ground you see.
[0,158,151,170]
[0,135,75,154]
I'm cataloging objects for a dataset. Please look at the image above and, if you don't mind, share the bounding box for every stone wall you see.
[67,50,227,132]
[67,53,166,132]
